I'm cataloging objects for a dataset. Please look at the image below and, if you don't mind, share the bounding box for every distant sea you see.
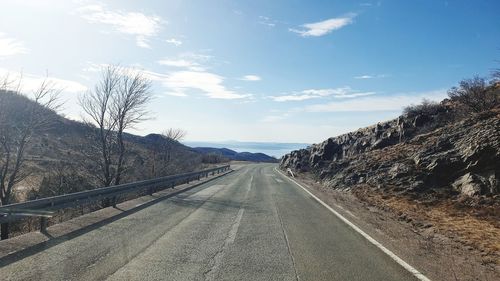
[183,141,310,158]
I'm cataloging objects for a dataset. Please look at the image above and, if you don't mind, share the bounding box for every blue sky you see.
[1,0,499,143]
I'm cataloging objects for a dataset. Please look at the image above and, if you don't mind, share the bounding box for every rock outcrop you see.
[281,108,500,197]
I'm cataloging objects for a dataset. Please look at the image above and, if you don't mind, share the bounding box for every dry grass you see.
[354,188,500,265]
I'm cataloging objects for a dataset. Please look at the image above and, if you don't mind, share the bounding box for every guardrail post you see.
[40,217,48,233]
[1,223,9,240]
[102,197,111,208]
[112,196,117,208]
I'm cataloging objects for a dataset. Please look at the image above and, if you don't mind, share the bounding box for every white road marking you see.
[228,208,244,244]
[274,167,432,281]
[204,176,251,281]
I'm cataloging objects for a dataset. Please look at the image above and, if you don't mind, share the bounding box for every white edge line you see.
[274,167,431,281]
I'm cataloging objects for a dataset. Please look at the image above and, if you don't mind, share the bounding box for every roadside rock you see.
[280,108,500,198]
[452,173,488,196]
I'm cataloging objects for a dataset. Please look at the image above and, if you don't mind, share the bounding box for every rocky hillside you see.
[281,103,499,198]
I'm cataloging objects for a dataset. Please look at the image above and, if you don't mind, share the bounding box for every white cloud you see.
[290,13,356,37]
[258,16,276,27]
[304,90,447,112]
[165,38,182,46]
[0,33,28,58]
[354,74,389,79]
[136,37,152,49]
[157,53,209,71]
[271,87,375,102]
[239,75,261,81]
[158,59,201,69]
[155,52,247,99]
[161,71,249,99]
[125,65,248,100]
[355,75,374,79]
[0,68,87,93]
[76,4,163,48]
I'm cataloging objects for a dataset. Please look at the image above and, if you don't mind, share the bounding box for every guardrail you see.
[0,165,230,239]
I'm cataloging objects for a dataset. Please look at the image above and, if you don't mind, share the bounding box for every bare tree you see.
[447,76,499,113]
[163,128,187,141]
[113,69,152,185]
[150,129,187,177]
[0,76,61,239]
[79,65,152,187]
[162,128,186,163]
[79,66,120,187]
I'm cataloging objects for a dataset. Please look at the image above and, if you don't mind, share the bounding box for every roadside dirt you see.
[291,172,499,281]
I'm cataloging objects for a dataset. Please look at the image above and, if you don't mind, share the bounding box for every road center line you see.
[274,167,431,281]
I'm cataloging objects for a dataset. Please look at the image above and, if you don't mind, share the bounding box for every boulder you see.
[388,163,410,179]
[413,114,431,127]
[452,173,488,196]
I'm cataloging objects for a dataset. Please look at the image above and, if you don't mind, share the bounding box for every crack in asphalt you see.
[103,183,229,281]
[275,200,300,281]
[203,175,252,281]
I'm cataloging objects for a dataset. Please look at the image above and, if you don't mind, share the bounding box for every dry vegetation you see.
[353,188,500,265]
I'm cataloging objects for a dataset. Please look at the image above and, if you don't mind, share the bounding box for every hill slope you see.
[0,90,207,201]
[192,147,278,163]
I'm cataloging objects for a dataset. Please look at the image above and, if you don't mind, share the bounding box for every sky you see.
[0,0,499,143]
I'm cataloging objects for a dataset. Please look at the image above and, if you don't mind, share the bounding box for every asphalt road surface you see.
[0,163,418,281]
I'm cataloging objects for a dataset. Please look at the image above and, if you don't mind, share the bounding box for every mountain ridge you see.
[192,147,278,163]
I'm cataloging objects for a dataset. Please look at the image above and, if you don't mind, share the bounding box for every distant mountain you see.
[192,147,278,163]
[184,141,309,158]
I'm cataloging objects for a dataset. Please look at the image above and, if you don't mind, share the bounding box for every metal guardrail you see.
[0,165,230,237]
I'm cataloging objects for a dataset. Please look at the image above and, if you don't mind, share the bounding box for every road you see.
[0,163,418,281]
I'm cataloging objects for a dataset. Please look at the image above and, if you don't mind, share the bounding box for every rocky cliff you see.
[280,105,499,197]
